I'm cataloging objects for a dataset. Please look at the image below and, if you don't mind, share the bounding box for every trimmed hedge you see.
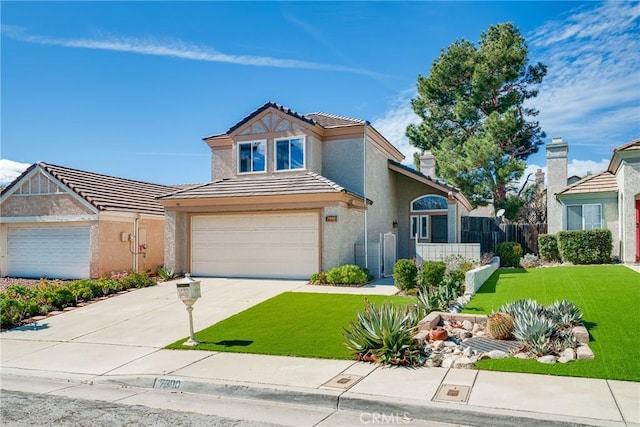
[557,229,612,264]
[496,242,523,267]
[538,234,561,262]
[392,259,418,292]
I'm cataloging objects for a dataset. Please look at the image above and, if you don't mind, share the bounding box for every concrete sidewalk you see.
[1,278,638,426]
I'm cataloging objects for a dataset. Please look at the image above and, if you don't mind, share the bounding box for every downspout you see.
[363,121,368,269]
[133,214,140,272]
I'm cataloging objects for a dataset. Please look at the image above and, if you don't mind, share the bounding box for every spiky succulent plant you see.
[497,299,544,322]
[487,312,515,340]
[546,300,583,328]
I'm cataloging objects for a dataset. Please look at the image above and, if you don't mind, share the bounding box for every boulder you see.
[453,356,475,369]
[561,348,576,360]
[487,350,509,359]
[557,357,573,364]
[441,356,458,368]
[462,320,473,331]
[462,346,473,357]
[537,355,557,364]
[577,344,595,360]
[571,326,590,344]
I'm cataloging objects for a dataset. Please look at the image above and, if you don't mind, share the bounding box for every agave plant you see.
[546,300,583,328]
[498,299,544,322]
[529,334,553,356]
[513,312,555,343]
[343,300,423,365]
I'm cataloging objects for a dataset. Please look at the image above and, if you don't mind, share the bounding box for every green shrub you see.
[442,269,465,296]
[392,259,418,292]
[343,299,423,365]
[496,242,523,267]
[119,271,156,289]
[156,265,177,281]
[1,297,25,329]
[326,265,369,285]
[557,229,612,264]
[538,234,561,262]
[418,261,446,290]
[309,272,327,285]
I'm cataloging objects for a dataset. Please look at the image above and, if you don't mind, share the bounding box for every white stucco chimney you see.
[546,137,568,234]
[535,168,545,193]
[420,151,436,179]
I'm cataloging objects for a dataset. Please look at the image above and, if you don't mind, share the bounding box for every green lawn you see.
[167,292,409,359]
[462,265,640,381]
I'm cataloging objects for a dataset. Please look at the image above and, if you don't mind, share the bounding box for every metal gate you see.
[382,232,397,277]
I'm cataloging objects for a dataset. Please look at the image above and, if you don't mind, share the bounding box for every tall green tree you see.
[407,23,547,207]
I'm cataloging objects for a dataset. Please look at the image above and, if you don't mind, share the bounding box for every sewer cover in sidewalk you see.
[462,337,521,353]
[321,374,363,390]
[433,384,471,403]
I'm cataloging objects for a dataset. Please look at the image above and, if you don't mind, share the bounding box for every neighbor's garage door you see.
[7,227,90,279]
[191,212,319,279]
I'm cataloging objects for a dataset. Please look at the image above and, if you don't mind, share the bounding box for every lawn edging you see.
[464,256,500,295]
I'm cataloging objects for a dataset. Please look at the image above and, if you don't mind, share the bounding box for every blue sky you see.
[1,1,639,187]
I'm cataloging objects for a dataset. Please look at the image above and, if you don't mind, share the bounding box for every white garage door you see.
[191,212,319,279]
[7,227,90,279]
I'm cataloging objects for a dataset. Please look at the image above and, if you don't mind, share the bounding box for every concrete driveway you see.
[0,277,398,380]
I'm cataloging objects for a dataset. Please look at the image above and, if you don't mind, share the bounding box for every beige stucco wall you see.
[1,193,94,217]
[307,135,323,175]
[617,159,640,262]
[321,205,364,271]
[212,147,234,181]
[321,138,365,194]
[546,142,569,234]
[164,211,188,274]
[363,139,397,246]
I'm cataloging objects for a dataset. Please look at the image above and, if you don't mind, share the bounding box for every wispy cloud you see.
[1,25,378,77]
[374,1,640,166]
[0,159,31,184]
[527,1,640,148]
[372,88,421,163]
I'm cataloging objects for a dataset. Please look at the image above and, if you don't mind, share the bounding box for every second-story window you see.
[275,137,305,171]
[238,140,266,174]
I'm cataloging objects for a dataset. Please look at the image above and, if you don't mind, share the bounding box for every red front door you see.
[636,200,640,262]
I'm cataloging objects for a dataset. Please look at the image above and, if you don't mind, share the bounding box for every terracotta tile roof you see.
[157,172,366,201]
[305,112,366,127]
[556,171,618,196]
[35,163,177,215]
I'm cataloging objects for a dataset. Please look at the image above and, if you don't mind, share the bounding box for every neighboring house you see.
[157,101,472,279]
[0,162,176,279]
[546,137,640,263]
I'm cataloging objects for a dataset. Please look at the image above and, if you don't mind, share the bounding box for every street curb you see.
[95,375,610,427]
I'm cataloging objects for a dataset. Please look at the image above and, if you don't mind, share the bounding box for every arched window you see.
[411,195,448,211]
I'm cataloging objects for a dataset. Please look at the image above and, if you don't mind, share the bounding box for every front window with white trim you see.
[275,137,305,171]
[567,204,602,230]
[411,215,429,239]
[238,140,266,174]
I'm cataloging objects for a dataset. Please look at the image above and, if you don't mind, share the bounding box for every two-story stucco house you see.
[546,137,640,263]
[157,102,472,280]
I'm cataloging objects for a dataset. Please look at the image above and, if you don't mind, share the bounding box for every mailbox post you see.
[176,273,201,346]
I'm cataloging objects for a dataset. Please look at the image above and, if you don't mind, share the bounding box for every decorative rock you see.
[557,357,573,364]
[453,356,475,369]
[414,330,430,343]
[577,344,595,360]
[462,320,473,331]
[443,341,458,348]
[418,312,441,331]
[514,352,529,359]
[487,350,509,359]
[537,355,557,364]
[451,328,472,340]
[432,340,445,351]
[462,346,473,357]
[561,348,576,360]
[572,326,589,344]
[441,356,458,368]
[472,323,482,334]
[425,357,442,368]
[475,331,486,337]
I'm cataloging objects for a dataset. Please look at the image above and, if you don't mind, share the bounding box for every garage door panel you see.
[7,227,90,279]
[191,212,319,279]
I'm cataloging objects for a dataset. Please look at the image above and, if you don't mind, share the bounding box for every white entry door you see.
[7,226,90,279]
[191,212,319,279]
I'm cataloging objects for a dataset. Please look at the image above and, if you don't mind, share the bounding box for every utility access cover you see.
[321,374,363,390]
[462,337,521,353]
[433,384,471,403]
